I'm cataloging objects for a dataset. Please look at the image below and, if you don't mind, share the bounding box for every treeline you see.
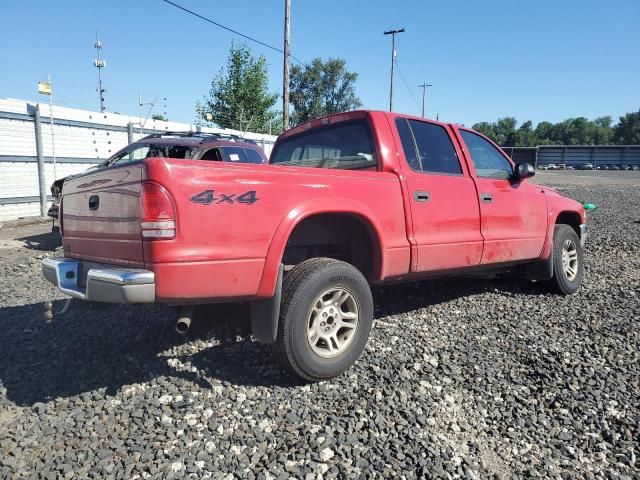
[472,110,640,147]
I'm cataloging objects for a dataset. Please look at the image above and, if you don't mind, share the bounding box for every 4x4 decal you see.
[190,189,258,205]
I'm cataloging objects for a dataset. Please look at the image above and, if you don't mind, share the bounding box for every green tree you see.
[493,117,518,145]
[614,110,640,144]
[197,42,279,134]
[593,116,613,144]
[534,121,554,144]
[152,114,168,121]
[471,121,496,141]
[289,58,361,125]
[517,120,538,147]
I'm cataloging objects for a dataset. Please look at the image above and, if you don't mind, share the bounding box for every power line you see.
[160,0,306,66]
[396,60,422,113]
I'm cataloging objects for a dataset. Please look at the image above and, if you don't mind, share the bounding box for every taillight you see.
[141,182,176,240]
[58,197,64,235]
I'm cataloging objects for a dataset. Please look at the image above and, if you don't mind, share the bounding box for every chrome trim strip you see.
[88,269,155,285]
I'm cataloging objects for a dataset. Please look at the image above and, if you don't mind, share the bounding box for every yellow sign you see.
[38,81,52,95]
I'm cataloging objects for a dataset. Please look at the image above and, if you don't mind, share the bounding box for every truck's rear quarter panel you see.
[143,159,409,302]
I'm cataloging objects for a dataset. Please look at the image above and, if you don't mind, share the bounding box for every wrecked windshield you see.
[109,144,195,167]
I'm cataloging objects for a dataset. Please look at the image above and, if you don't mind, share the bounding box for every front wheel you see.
[548,224,584,295]
[273,258,373,381]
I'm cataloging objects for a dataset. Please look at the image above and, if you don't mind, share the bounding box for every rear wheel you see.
[548,224,584,295]
[273,258,373,381]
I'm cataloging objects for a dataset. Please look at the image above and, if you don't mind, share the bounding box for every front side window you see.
[460,130,513,179]
[200,148,222,161]
[407,120,462,175]
[270,120,377,170]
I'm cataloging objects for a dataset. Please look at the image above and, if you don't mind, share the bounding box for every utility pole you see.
[47,74,57,179]
[93,32,106,112]
[384,28,404,112]
[417,82,432,118]
[282,0,291,131]
[138,93,157,132]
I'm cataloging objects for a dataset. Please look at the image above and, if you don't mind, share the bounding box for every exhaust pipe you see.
[175,306,195,335]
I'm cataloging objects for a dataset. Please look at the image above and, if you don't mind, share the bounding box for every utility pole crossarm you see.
[383,28,405,112]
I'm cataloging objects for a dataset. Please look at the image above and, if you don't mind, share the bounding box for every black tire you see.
[548,224,584,295]
[273,258,373,381]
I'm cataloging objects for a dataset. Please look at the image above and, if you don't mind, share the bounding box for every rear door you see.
[394,117,483,272]
[456,128,547,264]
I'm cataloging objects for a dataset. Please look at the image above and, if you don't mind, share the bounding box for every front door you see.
[395,117,483,272]
[456,129,547,264]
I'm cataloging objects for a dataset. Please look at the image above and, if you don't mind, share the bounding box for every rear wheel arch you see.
[256,205,385,298]
[281,212,383,280]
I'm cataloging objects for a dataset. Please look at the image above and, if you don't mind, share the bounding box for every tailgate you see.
[61,163,144,266]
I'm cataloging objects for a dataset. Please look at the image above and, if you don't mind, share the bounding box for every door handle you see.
[414,191,430,202]
[480,193,493,203]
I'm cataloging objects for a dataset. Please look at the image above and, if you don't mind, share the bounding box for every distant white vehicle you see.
[547,164,557,170]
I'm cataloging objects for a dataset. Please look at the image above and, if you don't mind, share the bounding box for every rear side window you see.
[243,148,265,164]
[221,147,248,163]
[405,120,462,175]
[270,120,377,170]
[460,130,513,179]
[395,118,420,171]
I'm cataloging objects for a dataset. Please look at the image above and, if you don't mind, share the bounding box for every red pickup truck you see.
[43,110,587,380]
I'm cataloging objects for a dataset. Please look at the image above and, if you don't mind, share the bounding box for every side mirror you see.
[514,162,535,180]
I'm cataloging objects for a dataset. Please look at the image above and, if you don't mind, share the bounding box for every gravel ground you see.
[1,172,639,479]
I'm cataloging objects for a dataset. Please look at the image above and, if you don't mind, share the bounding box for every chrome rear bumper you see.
[42,257,155,304]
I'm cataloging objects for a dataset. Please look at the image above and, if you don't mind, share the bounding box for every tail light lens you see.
[141,182,176,240]
[58,197,64,235]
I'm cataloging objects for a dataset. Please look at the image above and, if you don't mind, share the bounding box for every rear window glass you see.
[270,120,377,170]
[243,148,265,164]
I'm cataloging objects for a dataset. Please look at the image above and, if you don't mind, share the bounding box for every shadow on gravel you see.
[0,275,543,406]
[17,231,61,251]
[0,300,296,406]
[372,273,546,318]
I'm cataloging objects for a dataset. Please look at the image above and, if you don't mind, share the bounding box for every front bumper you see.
[579,224,588,248]
[42,257,155,304]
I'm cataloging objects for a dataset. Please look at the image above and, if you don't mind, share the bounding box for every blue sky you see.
[1,0,638,128]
